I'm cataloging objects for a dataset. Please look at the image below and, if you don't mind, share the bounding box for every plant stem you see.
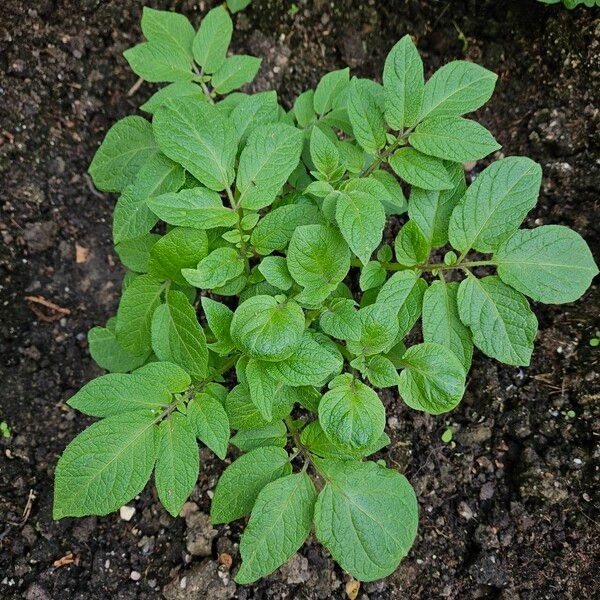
[284,417,324,478]
[350,258,496,272]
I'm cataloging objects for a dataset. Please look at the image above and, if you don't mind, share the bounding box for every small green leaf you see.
[230,295,305,361]
[419,60,497,121]
[53,413,157,519]
[494,225,598,304]
[347,78,386,155]
[212,55,262,94]
[182,247,244,289]
[457,275,538,366]
[389,148,453,190]
[398,342,466,414]
[140,82,207,114]
[287,224,351,289]
[148,187,238,229]
[155,412,199,517]
[236,472,317,584]
[359,261,387,292]
[383,34,424,130]
[188,392,230,459]
[192,6,232,74]
[88,323,149,374]
[258,256,294,291]
[319,298,361,341]
[89,116,159,192]
[148,227,209,285]
[210,446,291,524]
[151,291,208,379]
[246,358,277,420]
[237,124,304,210]
[310,124,340,176]
[314,68,350,115]
[201,297,235,355]
[231,421,287,452]
[364,355,400,388]
[448,156,542,254]
[227,0,252,13]
[319,376,385,449]
[351,303,399,356]
[123,41,194,83]
[370,170,408,215]
[394,221,430,266]
[409,116,500,162]
[293,89,316,127]
[153,99,236,191]
[313,459,418,582]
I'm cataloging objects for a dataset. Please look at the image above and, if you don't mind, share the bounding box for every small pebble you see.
[130,571,141,581]
[120,505,136,521]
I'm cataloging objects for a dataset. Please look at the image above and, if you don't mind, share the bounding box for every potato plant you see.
[53,6,598,584]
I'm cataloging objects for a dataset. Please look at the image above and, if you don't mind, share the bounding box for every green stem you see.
[284,417,324,477]
[350,258,496,273]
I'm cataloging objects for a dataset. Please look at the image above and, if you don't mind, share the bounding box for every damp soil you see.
[1,1,599,598]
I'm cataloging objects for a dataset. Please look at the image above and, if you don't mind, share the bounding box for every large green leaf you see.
[319,375,385,449]
[155,412,199,517]
[347,78,386,155]
[230,295,305,361]
[398,342,466,414]
[313,459,418,582]
[236,473,317,584]
[457,275,538,366]
[449,156,542,254]
[246,358,277,420]
[237,124,304,209]
[153,99,237,191]
[53,413,157,518]
[211,55,261,94]
[314,68,350,115]
[151,290,208,379]
[88,116,159,192]
[494,225,598,304]
[210,446,291,524]
[389,148,453,190]
[192,5,232,73]
[383,34,424,130]
[187,392,230,459]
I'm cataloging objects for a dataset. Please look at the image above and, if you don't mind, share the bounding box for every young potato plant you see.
[53,6,598,584]
[538,0,599,7]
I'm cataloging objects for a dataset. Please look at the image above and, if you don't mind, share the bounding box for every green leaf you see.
[113,153,185,244]
[212,55,262,94]
[192,6,232,74]
[53,413,157,518]
[419,60,497,121]
[251,204,324,255]
[201,297,235,354]
[301,421,389,460]
[210,446,291,524]
[182,247,244,289]
[422,281,473,370]
[319,298,361,341]
[123,42,194,83]
[383,34,424,130]
[231,91,279,142]
[347,78,386,154]
[409,116,500,162]
[153,99,236,191]
[116,274,165,356]
[88,116,159,193]
[230,295,305,361]
[231,421,287,452]
[227,0,252,13]
[237,124,304,210]
[266,331,343,386]
[364,355,400,388]
[115,233,160,273]
[140,82,207,114]
[398,342,466,414]
[394,221,430,266]
[313,459,418,581]
[133,361,191,394]
[148,227,209,285]
[287,224,351,289]
[236,472,317,584]
[258,256,294,291]
[336,189,386,265]
[449,157,542,254]
[141,8,194,58]
[319,376,385,449]
[494,225,599,304]
[310,125,340,176]
[148,187,238,229]
[151,291,208,379]
[187,392,230,459]
[370,170,408,215]
[155,412,199,517]
[351,303,399,356]
[88,324,149,374]
[293,90,316,127]
[314,68,350,115]
[359,261,387,292]
[246,358,277,420]
[389,147,453,190]
[67,372,168,418]
[457,275,538,366]
[225,383,294,430]
[408,162,466,248]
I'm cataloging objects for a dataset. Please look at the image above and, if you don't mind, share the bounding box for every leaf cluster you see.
[54,6,598,585]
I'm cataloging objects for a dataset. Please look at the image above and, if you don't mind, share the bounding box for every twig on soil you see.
[25,295,71,322]
[84,173,107,199]
[21,489,36,524]
[127,76,144,97]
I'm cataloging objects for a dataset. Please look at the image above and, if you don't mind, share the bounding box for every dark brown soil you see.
[1,1,599,598]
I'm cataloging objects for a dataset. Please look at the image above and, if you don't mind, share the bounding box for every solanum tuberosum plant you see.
[53,5,598,584]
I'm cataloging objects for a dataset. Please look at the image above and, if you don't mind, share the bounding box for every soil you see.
[1,1,599,598]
